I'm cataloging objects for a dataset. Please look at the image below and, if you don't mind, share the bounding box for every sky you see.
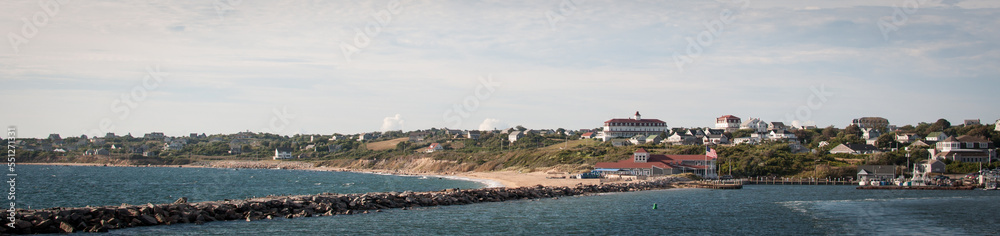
[1,0,999,138]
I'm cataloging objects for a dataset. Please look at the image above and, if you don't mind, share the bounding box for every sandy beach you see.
[21,161,602,188]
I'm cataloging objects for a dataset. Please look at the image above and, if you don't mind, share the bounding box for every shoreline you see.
[19,161,601,188]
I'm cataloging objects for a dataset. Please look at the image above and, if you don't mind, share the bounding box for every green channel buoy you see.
[653,203,658,210]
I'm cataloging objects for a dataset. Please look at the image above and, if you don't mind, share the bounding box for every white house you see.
[703,134,729,145]
[508,131,524,142]
[600,111,669,141]
[163,141,185,151]
[666,133,700,145]
[629,135,647,145]
[426,143,443,153]
[894,133,920,144]
[861,128,881,145]
[740,117,769,133]
[715,115,741,132]
[732,136,762,145]
[930,135,996,163]
[358,133,379,141]
[995,119,1000,132]
[768,130,797,141]
[273,148,294,160]
[829,143,880,155]
[768,122,787,131]
[925,132,948,142]
[913,159,946,178]
[464,131,481,140]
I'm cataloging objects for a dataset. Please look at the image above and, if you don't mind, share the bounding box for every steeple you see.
[634,111,641,120]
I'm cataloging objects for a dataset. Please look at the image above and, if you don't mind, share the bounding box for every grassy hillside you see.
[366,138,408,151]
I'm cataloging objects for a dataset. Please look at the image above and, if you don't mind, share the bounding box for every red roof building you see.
[595,149,717,178]
[426,143,444,153]
[715,115,742,132]
[600,111,669,141]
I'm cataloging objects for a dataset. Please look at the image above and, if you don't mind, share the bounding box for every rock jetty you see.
[3,180,680,234]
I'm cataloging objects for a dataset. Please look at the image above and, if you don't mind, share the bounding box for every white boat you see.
[985,182,999,190]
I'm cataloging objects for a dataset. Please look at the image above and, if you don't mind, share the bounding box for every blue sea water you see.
[15,165,483,209]
[15,165,1000,235]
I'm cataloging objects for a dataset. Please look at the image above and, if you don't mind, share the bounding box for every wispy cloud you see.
[2,0,999,137]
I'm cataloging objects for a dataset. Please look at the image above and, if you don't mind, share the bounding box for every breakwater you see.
[3,180,682,234]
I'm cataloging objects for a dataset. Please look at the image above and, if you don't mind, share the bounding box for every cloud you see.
[380,114,404,132]
[478,118,508,131]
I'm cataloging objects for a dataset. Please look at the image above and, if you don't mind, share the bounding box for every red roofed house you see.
[715,115,742,132]
[426,143,444,153]
[594,148,717,178]
[600,111,669,141]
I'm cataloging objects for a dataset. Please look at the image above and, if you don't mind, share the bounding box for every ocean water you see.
[15,165,483,209]
[16,165,1000,235]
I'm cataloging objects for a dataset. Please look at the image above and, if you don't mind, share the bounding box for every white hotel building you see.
[600,112,669,141]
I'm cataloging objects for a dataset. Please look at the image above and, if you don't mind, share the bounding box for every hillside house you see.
[930,135,996,163]
[703,134,729,145]
[829,143,881,155]
[409,132,430,142]
[600,111,669,141]
[508,131,524,142]
[426,143,444,153]
[925,132,948,142]
[144,132,165,140]
[629,135,646,145]
[715,115,741,132]
[895,133,921,144]
[741,118,769,133]
[769,122,787,131]
[666,133,701,145]
[273,148,294,160]
[768,130,797,142]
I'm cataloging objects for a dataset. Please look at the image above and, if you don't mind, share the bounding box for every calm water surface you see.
[17,165,1000,235]
[17,165,482,209]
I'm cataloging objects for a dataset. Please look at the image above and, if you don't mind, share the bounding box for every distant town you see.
[5,112,999,180]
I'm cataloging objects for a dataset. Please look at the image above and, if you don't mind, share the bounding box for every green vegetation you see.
[6,118,998,177]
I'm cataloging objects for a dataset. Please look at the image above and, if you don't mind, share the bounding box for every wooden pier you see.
[689,181,743,190]
[741,178,857,186]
